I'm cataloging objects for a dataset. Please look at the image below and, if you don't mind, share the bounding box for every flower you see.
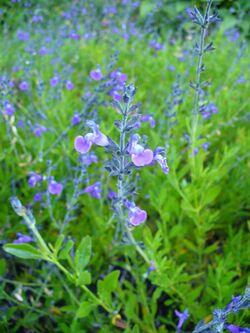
[33,192,43,202]
[28,172,43,188]
[19,81,29,91]
[90,66,103,81]
[17,30,29,41]
[128,134,154,167]
[80,152,98,166]
[126,201,147,226]
[48,180,63,195]
[39,46,50,56]
[108,190,117,200]
[65,80,74,90]
[153,147,169,174]
[83,182,101,199]
[33,125,48,137]
[50,76,60,87]
[140,114,155,128]
[71,112,81,126]
[4,102,15,116]
[227,324,250,333]
[13,233,33,244]
[74,121,109,154]
[175,309,189,330]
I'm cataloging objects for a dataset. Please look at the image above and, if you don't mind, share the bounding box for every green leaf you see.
[76,301,97,318]
[74,236,92,275]
[77,271,91,286]
[0,259,6,276]
[58,240,74,260]
[97,270,120,306]
[3,244,42,260]
[54,234,65,256]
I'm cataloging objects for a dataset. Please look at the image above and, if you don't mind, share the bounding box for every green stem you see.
[191,0,213,165]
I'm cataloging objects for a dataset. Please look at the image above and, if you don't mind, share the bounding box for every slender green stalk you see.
[191,0,213,164]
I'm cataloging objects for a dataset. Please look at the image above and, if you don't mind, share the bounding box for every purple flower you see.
[83,182,101,199]
[19,81,29,91]
[110,89,122,101]
[39,46,50,56]
[175,309,189,330]
[17,30,29,41]
[90,66,103,81]
[149,40,164,51]
[4,102,15,116]
[71,112,81,126]
[236,75,247,84]
[153,148,169,174]
[13,233,33,244]
[28,172,43,188]
[65,80,74,90]
[69,31,80,40]
[227,324,250,333]
[108,190,117,200]
[80,152,98,166]
[128,134,153,167]
[167,65,176,72]
[50,76,59,87]
[33,125,48,137]
[193,147,199,156]
[74,121,109,154]
[32,15,43,23]
[48,180,63,195]
[33,192,43,202]
[126,201,147,226]
[140,114,155,128]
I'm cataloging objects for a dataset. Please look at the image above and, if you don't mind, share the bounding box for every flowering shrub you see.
[0,0,249,332]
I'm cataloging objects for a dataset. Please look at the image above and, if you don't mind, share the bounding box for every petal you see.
[132,149,153,166]
[93,133,109,146]
[129,207,147,226]
[74,135,92,154]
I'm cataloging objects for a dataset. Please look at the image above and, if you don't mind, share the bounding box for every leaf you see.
[77,271,91,286]
[74,236,92,275]
[76,301,97,318]
[58,240,74,259]
[0,259,6,275]
[97,270,120,306]
[201,186,221,206]
[3,244,42,260]
[54,234,65,256]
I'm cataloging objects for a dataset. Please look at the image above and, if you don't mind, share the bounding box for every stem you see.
[191,0,213,163]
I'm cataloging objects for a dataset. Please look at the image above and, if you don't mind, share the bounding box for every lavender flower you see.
[33,125,48,137]
[4,102,15,116]
[140,114,155,128]
[127,134,154,167]
[90,66,103,81]
[17,30,29,41]
[33,192,43,202]
[126,201,147,226]
[80,152,98,166]
[48,180,63,195]
[74,121,109,154]
[65,80,74,90]
[19,81,29,91]
[175,309,189,330]
[50,76,60,87]
[227,324,250,333]
[71,112,81,126]
[83,182,101,199]
[153,147,169,174]
[13,233,33,244]
[28,172,43,188]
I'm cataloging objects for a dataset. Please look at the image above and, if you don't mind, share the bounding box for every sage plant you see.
[74,84,169,262]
